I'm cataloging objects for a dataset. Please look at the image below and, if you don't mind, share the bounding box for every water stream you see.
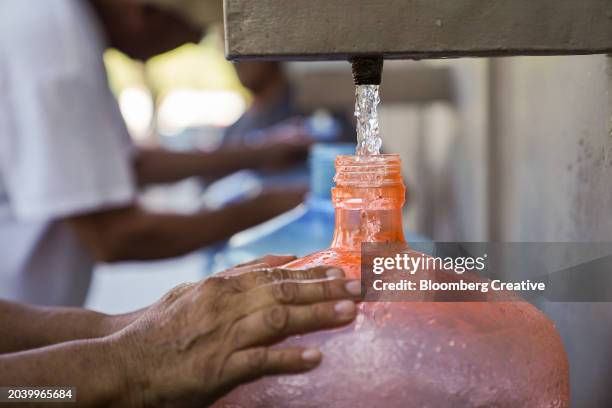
[355,84,382,156]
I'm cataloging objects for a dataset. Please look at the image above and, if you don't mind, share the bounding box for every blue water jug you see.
[208,143,430,274]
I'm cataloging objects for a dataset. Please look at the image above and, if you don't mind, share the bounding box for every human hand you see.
[252,123,313,171]
[266,140,311,170]
[111,255,360,406]
[249,187,308,218]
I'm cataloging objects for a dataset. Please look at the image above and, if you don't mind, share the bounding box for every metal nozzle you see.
[350,56,384,85]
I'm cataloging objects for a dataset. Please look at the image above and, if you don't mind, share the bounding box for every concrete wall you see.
[382,56,611,243]
[493,55,612,241]
[490,54,612,407]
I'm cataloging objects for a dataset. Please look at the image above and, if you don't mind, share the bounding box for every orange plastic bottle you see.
[216,154,570,408]
[284,154,408,276]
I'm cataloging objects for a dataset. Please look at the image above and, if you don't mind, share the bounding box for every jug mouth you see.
[334,154,403,187]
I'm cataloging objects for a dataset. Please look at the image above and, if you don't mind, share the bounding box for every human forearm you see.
[0,259,359,407]
[134,148,266,185]
[134,139,310,186]
[0,300,140,354]
[0,337,131,407]
[67,188,305,263]
[96,194,301,262]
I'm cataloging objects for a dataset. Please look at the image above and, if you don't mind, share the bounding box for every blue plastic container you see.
[207,143,430,275]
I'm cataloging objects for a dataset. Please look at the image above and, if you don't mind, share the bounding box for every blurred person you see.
[0,0,308,307]
[218,61,354,194]
[225,61,354,148]
[221,61,312,192]
[224,61,301,146]
[0,257,361,406]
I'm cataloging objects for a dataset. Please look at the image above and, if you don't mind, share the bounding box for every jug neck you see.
[330,155,406,251]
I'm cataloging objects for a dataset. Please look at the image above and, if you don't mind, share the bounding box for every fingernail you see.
[326,268,344,278]
[345,280,361,296]
[301,348,322,363]
[334,300,356,317]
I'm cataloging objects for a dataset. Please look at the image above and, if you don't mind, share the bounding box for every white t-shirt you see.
[0,0,136,306]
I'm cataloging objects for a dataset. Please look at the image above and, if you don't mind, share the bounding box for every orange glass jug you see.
[216,154,570,408]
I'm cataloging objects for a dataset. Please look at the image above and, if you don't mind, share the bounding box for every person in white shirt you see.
[0,0,308,307]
